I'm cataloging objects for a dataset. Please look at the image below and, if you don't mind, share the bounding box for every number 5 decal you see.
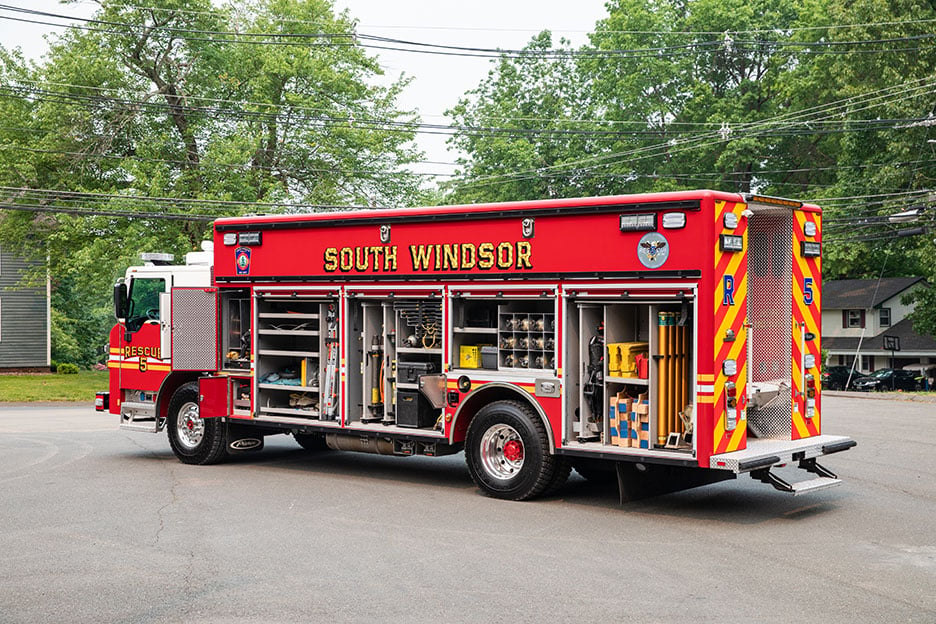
[804,277,814,305]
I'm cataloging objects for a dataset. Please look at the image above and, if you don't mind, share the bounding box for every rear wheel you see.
[465,400,559,501]
[167,382,228,465]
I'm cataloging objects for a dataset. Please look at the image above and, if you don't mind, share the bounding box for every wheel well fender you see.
[449,383,555,452]
[156,372,202,424]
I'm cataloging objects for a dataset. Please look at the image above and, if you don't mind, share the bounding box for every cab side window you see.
[125,278,166,332]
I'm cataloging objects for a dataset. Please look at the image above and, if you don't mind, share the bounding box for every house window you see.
[843,309,865,329]
[879,308,891,327]
[861,355,873,371]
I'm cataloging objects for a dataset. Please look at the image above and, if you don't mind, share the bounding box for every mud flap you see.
[226,424,264,455]
[615,462,735,504]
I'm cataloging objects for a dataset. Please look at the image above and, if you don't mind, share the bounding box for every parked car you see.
[902,364,936,391]
[851,368,921,392]
[821,365,853,391]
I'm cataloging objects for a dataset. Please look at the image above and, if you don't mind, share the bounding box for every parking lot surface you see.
[0,397,933,623]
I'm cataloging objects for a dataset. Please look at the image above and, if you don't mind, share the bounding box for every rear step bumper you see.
[709,435,856,473]
[752,458,843,496]
[710,435,856,496]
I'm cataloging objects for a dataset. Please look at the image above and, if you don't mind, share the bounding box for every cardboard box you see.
[638,430,651,449]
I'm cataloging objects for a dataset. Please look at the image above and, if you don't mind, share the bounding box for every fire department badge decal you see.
[637,233,669,268]
[235,247,251,275]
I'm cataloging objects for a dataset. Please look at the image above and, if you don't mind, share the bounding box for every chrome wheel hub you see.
[176,401,204,450]
[479,424,524,480]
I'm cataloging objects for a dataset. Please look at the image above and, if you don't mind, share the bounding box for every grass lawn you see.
[0,369,108,402]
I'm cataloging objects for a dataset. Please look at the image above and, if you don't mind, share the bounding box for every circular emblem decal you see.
[234,247,251,275]
[637,232,669,269]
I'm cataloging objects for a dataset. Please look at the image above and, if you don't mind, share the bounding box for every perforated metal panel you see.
[747,208,793,439]
[171,288,218,371]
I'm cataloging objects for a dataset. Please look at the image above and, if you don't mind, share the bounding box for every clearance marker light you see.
[801,241,821,257]
[720,234,744,252]
[620,214,657,232]
[662,212,686,229]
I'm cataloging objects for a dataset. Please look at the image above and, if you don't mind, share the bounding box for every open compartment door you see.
[171,287,219,371]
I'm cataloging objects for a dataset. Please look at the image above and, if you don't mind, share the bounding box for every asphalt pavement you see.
[0,397,933,623]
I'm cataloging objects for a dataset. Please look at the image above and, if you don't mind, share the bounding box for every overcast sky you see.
[0,0,610,179]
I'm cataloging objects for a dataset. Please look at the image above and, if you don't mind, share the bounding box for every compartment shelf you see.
[453,327,498,334]
[259,383,320,392]
[258,349,319,357]
[257,329,320,336]
[607,376,649,385]
[259,406,320,418]
[397,347,443,354]
[258,312,320,320]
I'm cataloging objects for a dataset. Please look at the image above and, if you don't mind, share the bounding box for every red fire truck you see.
[98,190,855,501]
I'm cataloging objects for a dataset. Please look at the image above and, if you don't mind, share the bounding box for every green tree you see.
[444,32,590,204]
[0,0,427,364]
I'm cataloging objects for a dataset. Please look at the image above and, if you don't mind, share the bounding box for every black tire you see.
[572,459,617,485]
[167,382,228,465]
[543,456,572,496]
[294,432,329,451]
[464,400,559,501]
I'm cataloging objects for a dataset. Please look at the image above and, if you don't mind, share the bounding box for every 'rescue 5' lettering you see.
[123,346,162,358]
[323,241,533,273]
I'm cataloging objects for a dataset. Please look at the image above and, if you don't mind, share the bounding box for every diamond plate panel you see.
[172,288,218,371]
[747,208,792,438]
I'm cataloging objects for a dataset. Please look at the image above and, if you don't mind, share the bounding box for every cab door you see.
[115,274,172,426]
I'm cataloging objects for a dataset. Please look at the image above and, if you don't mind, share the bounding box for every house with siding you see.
[0,246,50,372]
[822,277,936,374]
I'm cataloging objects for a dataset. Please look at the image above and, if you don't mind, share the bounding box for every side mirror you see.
[113,280,128,320]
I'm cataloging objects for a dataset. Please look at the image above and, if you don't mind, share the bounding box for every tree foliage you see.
[445,0,936,333]
[0,0,427,364]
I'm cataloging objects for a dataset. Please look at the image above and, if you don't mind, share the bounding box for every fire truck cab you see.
[99,190,855,501]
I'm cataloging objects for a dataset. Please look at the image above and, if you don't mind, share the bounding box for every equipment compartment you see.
[564,294,694,453]
[347,297,443,430]
[450,297,557,373]
[255,296,336,422]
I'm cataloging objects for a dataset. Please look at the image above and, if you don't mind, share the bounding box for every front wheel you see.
[167,382,229,465]
[465,400,560,501]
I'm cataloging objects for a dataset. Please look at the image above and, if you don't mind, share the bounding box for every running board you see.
[119,401,161,433]
[750,458,843,496]
[119,421,161,433]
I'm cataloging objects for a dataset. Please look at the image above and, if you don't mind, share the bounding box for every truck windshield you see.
[125,277,165,332]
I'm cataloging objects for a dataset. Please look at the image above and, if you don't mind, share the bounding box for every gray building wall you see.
[0,247,50,369]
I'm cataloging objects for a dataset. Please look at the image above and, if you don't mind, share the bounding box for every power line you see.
[450,80,936,189]
[2,81,932,144]
[90,2,936,38]
[2,5,935,60]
